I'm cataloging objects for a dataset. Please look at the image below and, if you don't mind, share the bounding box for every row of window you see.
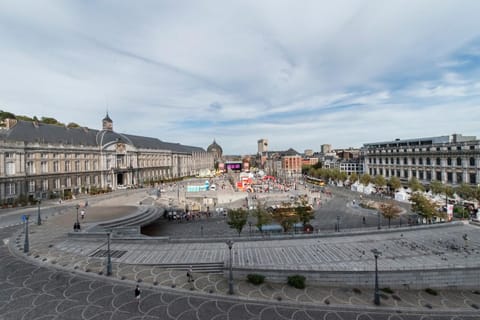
[368,168,477,184]
[368,157,477,166]
[366,145,476,153]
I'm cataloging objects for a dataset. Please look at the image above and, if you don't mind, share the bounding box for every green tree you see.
[408,177,424,192]
[410,193,443,221]
[455,183,475,201]
[294,196,314,226]
[429,180,444,195]
[40,117,63,126]
[227,208,249,236]
[338,171,348,183]
[388,176,402,192]
[251,201,272,233]
[360,174,372,186]
[66,122,80,128]
[349,172,358,184]
[373,175,387,190]
[272,204,299,232]
[379,201,402,228]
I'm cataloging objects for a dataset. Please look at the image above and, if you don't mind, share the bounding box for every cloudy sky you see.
[1,1,480,155]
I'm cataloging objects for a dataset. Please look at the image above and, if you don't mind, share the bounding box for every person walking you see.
[187,266,193,282]
[80,209,85,220]
[134,285,141,304]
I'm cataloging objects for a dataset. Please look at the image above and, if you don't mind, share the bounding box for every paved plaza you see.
[1,186,480,319]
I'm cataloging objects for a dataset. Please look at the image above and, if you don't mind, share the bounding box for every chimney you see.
[4,118,18,129]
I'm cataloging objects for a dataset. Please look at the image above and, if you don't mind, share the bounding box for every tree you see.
[251,201,272,233]
[429,180,444,195]
[338,171,348,183]
[272,204,299,232]
[379,201,402,228]
[410,193,444,222]
[408,177,424,192]
[226,208,249,236]
[360,174,372,186]
[388,176,402,192]
[349,172,358,184]
[373,175,386,190]
[294,196,314,226]
[66,122,81,128]
[455,183,475,201]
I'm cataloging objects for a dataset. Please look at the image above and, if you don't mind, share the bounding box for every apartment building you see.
[363,134,480,185]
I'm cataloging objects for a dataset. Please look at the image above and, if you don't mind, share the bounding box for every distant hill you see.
[0,110,80,128]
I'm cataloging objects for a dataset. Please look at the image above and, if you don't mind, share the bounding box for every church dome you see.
[207,139,223,159]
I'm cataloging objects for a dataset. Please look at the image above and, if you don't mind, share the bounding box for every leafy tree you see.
[388,176,402,192]
[408,177,424,192]
[410,193,443,221]
[40,117,63,126]
[349,172,358,184]
[338,171,348,182]
[0,110,16,121]
[445,185,454,198]
[429,180,444,195]
[373,175,386,189]
[66,122,81,128]
[251,201,272,233]
[227,208,249,236]
[272,204,299,232]
[360,174,372,186]
[379,201,402,228]
[294,196,314,226]
[455,183,475,201]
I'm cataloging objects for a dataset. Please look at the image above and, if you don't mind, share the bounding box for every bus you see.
[305,175,326,187]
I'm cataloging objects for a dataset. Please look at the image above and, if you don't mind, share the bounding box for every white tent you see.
[395,189,409,202]
[363,183,374,195]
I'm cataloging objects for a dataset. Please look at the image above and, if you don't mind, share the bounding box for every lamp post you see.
[36,199,42,225]
[377,211,381,230]
[226,240,234,294]
[106,231,112,276]
[336,215,340,232]
[74,204,80,231]
[371,249,381,305]
[248,221,252,236]
[24,215,30,253]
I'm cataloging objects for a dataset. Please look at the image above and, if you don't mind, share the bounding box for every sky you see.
[1,1,480,155]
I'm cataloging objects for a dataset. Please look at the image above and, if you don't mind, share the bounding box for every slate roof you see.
[0,120,206,153]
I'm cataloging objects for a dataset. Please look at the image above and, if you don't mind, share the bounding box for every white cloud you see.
[1,1,480,154]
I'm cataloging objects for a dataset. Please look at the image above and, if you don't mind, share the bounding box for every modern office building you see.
[363,134,480,186]
[0,114,214,204]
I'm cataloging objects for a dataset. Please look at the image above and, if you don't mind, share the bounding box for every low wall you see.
[229,267,480,289]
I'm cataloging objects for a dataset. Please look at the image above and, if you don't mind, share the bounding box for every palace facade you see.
[0,114,213,204]
[363,134,480,186]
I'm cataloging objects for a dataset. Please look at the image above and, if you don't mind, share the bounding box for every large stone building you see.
[363,134,480,186]
[0,114,213,204]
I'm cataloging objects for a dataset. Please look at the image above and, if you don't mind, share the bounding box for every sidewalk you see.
[10,192,480,313]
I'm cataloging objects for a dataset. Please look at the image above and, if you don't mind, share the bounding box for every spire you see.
[102,112,113,130]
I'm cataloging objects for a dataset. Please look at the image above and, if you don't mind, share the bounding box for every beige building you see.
[363,134,480,186]
[0,114,213,204]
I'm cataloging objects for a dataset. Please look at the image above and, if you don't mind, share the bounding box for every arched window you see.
[436,158,441,165]
[470,157,475,166]
[456,157,462,166]
[426,157,431,165]
[447,158,452,166]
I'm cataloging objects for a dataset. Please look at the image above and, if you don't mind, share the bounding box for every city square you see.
[1,182,480,319]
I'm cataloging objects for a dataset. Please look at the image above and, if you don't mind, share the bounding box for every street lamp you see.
[226,240,234,294]
[24,215,30,253]
[36,199,42,225]
[377,211,381,230]
[74,204,80,231]
[106,231,112,276]
[371,249,381,305]
[336,215,340,232]
[248,221,252,236]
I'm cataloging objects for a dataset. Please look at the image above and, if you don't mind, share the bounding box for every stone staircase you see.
[152,262,225,274]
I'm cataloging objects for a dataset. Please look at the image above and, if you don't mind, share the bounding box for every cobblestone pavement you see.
[1,188,480,319]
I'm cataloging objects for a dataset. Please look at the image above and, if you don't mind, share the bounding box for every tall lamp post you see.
[377,211,381,230]
[371,249,381,305]
[106,231,112,276]
[226,240,234,295]
[37,199,42,225]
[74,204,80,231]
[24,215,30,253]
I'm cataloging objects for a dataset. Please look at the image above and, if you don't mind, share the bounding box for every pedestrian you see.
[187,266,193,282]
[81,209,85,219]
[134,284,141,303]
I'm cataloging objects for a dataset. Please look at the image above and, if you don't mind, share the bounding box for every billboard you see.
[225,162,242,171]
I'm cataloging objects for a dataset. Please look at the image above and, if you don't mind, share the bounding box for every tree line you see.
[0,109,80,128]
